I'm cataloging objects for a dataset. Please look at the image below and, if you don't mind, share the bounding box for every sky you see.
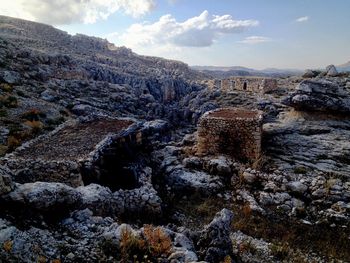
[0,0,349,70]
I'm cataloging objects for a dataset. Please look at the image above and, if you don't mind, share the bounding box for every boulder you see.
[282,79,350,113]
[0,166,14,196]
[286,181,308,196]
[0,70,21,84]
[4,182,82,211]
[326,65,338,77]
[197,209,234,262]
[302,69,320,78]
[77,184,116,216]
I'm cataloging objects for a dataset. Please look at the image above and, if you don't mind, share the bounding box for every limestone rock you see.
[4,182,82,211]
[0,70,21,84]
[302,69,320,78]
[197,209,234,262]
[283,79,350,113]
[286,181,308,195]
[0,166,14,196]
[325,65,338,77]
[77,184,116,216]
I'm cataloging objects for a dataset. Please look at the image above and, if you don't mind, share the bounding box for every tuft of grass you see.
[293,166,308,174]
[0,95,18,108]
[0,83,13,92]
[143,225,172,257]
[0,145,8,156]
[7,135,21,151]
[270,243,290,260]
[0,109,7,117]
[24,120,43,134]
[3,240,13,252]
[21,109,46,122]
[119,225,172,262]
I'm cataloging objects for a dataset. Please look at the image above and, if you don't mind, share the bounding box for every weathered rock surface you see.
[197,209,234,262]
[283,79,350,113]
[4,182,82,211]
[326,65,339,77]
[0,166,14,195]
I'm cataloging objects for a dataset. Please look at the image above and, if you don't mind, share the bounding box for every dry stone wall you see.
[197,108,263,163]
[207,77,278,93]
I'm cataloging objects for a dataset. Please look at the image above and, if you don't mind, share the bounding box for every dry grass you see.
[3,240,13,252]
[143,225,172,257]
[232,205,350,262]
[0,145,8,156]
[119,225,172,262]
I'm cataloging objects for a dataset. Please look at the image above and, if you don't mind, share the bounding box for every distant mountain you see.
[337,61,350,72]
[191,65,303,78]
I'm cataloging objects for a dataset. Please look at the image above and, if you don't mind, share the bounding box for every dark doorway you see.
[243,81,248,90]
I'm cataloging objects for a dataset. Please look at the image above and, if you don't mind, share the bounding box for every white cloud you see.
[239,36,271,45]
[0,0,156,25]
[111,10,259,49]
[296,16,309,23]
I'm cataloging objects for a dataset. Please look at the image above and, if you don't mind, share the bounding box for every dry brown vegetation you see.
[119,225,172,262]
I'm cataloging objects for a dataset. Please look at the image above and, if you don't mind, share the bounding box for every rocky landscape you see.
[0,15,350,263]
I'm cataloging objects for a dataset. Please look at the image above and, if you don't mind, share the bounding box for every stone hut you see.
[207,77,278,93]
[197,108,263,163]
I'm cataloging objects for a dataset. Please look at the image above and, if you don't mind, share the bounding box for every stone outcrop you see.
[197,209,234,262]
[302,69,320,78]
[326,65,339,77]
[197,108,263,163]
[283,79,350,113]
[0,166,14,195]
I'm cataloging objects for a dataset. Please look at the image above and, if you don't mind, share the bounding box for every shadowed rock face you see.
[283,79,350,113]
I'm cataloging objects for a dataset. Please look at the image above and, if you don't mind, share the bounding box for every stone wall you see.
[0,118,140,187]
[197,108,263,164]
[207,77,277,93]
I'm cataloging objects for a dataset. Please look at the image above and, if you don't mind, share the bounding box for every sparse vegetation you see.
[7,135,21,151]
[21,109,46,122]
[0,95,18,108]
[3,240,13,252]
[119,225,172,262]
[0,83,13,92]
[293,166,308,174]
[24,120,43,134]
[0,145,8,156]
[0,109,7,117]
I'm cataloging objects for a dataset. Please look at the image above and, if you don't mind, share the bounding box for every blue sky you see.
[1,0,349,69]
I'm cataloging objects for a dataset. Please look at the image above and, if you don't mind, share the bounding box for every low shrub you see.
[0,109,7,117]
[119,225,172,262]
[0,145,8,156]
[7,135,21,151]
[0,83,13,92]
[21,109,46,121]
[24,120,43,134]
[0,95,18,108]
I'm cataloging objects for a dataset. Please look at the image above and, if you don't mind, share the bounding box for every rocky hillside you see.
[0,15,209,156]
[1,15,350,263]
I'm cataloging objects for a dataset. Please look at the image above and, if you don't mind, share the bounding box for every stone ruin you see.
[0,117,169,216]
[197,107,263,164]
[207,77,278,94]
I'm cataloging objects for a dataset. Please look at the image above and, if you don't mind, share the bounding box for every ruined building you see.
[207,77,278,93]
[0,117,169,215]
[197,108,263,164]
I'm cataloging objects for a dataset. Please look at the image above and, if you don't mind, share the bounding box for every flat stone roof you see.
[14,119,134,161]
[207,108,262,120]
